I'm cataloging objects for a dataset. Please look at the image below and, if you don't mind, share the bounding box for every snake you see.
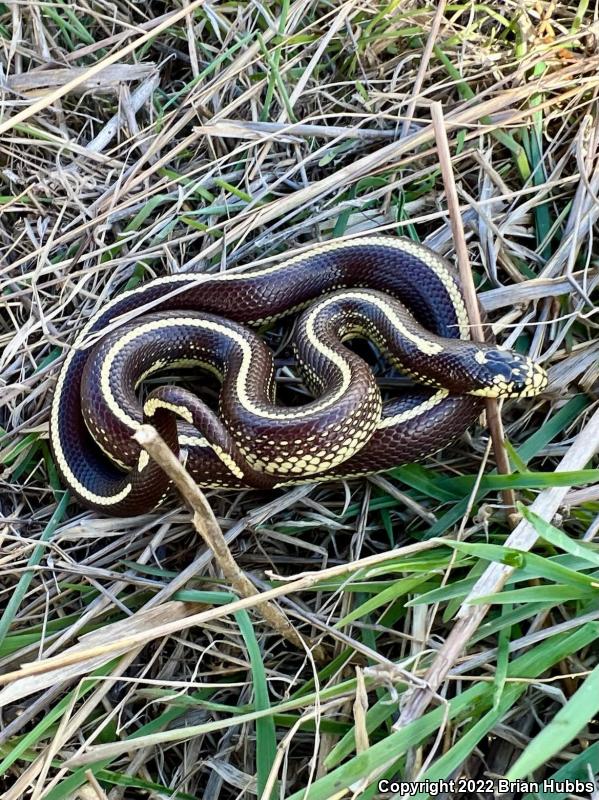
[49,235,547,516]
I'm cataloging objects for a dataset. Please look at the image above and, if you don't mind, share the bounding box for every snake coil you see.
[50,236,547,515]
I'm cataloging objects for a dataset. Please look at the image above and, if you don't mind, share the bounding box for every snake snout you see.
[470,348,547,398]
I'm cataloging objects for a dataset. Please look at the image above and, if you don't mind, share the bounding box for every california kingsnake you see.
[50,236,547,515]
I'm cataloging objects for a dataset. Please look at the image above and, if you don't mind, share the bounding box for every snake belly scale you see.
[50,235,547,515]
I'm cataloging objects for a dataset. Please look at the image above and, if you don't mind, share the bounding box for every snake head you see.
[468,347,548,398]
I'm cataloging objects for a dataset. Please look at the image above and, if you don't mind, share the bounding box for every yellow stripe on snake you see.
[49,235,547,515]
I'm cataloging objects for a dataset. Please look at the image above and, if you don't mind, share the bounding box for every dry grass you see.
[1,2,599,799]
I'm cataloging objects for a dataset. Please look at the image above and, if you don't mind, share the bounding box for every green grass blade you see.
[519,504,599,568]
[521,741,599,800]
[470,585,595,605]
[507,662,599,779]
[234,610,277,798]
[0,493,70,648]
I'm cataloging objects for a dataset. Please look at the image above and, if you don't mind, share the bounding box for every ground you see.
[0,2,598,799]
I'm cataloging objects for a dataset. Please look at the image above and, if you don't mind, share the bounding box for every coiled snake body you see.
[50,236,547,515]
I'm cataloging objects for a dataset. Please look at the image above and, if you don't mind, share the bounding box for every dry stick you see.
[431,101,517,520]
[196,119,401,141]
[395,403,599,730]
[132,425,322,660]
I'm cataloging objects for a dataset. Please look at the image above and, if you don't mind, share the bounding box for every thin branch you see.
[133,425,321,660]
[431,101,517,520]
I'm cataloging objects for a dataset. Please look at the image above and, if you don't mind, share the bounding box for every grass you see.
[0,1,598,799]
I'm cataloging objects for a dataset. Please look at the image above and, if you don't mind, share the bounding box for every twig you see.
[133,424,321,660]
[194,119,403,141]
[431,101,517,520]
[6,64,154,93]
